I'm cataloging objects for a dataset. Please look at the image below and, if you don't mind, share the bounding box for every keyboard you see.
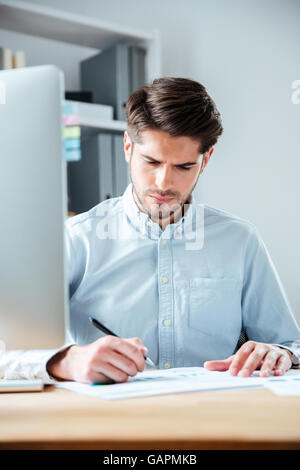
[0,379,43,392]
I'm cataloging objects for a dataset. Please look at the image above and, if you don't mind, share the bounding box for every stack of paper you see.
[55,367,259,400]
[56,367,300,400]
[61,101,81,162]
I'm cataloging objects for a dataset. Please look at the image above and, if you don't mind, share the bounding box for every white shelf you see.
[0,0,161,131]
[0,0,161,82]
[63,100,126,132]
[80,118,127,133]
[0,0,153,49]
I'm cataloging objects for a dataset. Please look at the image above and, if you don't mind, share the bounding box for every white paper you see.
[56,367,300,400]
[56,367,267,400]
[265,373,300,396]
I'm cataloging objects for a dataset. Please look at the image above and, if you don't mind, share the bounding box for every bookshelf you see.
[0,0,161,132]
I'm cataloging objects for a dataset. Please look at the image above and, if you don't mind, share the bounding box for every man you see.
[2,77,300,384]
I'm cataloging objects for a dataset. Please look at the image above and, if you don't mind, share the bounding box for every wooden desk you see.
[0,384,300,450]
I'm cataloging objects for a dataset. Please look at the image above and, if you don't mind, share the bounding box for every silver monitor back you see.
[0,65,68,350]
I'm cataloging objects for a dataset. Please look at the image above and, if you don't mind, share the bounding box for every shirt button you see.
[164,362,171,369]
[176,226,183,233]
[162,239,167,245]
[147,220,152,226]
[161,276,169,284]
[163,319,171,327]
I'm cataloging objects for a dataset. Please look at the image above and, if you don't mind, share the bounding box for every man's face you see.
[124,129,213,229]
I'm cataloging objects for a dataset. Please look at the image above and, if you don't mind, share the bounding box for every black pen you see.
[88,316,156,368]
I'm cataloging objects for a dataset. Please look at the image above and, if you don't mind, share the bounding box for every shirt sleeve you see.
[0,343,74,384]
[241,227,300,366]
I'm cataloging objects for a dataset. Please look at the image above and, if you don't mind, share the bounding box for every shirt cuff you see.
[0,343,74,384]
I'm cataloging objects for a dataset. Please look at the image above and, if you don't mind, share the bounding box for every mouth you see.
[149,195,174,204]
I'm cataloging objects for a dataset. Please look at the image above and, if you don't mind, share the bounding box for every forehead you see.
[135,129,202,163]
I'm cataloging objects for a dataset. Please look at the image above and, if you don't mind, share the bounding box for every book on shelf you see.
[67,133,113,214]
[0,48,12,70]
[67,132,129,214]
[61,101,82,162]
[0,48,26,69]
[112,134,130,198]
[12,50,26,68]
[62,126,81,139]
[129,46,146,93]
[65,91,93,103]
[80,43,146,121]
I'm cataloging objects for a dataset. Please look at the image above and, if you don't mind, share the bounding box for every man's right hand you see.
[46,336,148,384]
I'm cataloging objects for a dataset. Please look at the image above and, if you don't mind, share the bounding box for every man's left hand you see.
[204,341,292,377]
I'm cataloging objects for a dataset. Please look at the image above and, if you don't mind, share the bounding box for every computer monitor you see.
[0,65,68,350]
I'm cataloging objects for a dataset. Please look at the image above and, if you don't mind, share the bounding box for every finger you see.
[103,349,138,377]
[229,341,259,376]
[86,361,129,384]
[239,344,270,377]
[204,356,234,371]
[229,341,267,376]
[274,353,292,376]
[125,338,148,371]
[110,337,146,372]
[259,350,281,377]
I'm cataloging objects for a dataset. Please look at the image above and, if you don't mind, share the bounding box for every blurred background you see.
[1,0,299,323]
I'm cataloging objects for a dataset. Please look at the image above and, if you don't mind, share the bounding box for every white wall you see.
[5,0,300,322]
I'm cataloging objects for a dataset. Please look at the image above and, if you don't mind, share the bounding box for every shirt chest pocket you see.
[188,278,242,337]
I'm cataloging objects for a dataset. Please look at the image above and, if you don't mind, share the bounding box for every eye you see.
[177,166,192,171]
[145,160,192,171]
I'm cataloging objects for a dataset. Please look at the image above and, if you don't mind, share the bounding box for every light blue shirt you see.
[2,182,299,383]
[65,183,300,370]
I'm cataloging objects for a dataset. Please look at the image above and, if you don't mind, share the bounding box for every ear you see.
[200,147,214,174]
[124,131,133,163]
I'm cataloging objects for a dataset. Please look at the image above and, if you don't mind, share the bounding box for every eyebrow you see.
[141,154,198,166]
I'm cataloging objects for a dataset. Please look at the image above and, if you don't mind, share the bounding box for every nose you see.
[155,164,174,190]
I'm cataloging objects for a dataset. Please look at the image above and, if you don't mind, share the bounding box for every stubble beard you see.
[129,166,199,226]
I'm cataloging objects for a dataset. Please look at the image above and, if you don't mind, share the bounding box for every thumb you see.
[204,355,235,372]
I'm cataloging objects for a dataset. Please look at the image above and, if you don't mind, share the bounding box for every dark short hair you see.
[126,77,223,154]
